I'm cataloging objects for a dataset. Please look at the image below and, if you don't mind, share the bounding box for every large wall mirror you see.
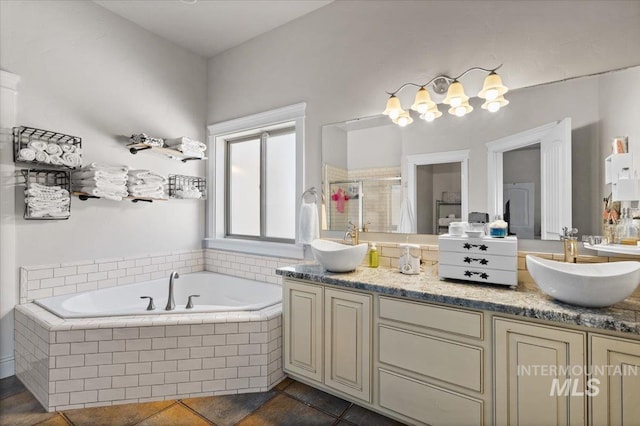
[321,66,640,240]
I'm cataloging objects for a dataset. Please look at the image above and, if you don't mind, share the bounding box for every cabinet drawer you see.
[379,369,483,426]
[379,325,482,391]
[379,297,482,339]
[439,251,517,272]
[439,264,516,286]
[439,236,516,256]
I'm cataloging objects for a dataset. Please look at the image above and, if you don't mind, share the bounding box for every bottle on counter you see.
[369,242,379,268]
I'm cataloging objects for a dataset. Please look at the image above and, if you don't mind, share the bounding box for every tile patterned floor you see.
[0,376,406,425]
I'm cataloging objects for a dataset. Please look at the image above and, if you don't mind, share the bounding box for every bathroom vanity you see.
[276,265,640,426]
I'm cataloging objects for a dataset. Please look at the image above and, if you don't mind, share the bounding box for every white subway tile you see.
[178,382,202,394]
[139,327,164,338]
[117,276,135,286]
[70,342,98,355]
[176,358,202,372]
[125,362,151,375]
[55,379,84,393]
[28,269,54,281]
[77,282,98,293]
[214,368,237,380]
[85,353,113,366]
[87,271,108,282]
[215,323,238,334]
[40,277,65,289]
[135,258,152,267]
[54,285,77,296]
[126,339,151,351]
[56,355,84,368]
[113,351,139,364]
[226,378,249,390]
[98,364,125,377]
[84,377,111,391]
[238,322,262,333]
[151,360,177,373]
[202,380,226,392]
[113,328,139,340]
[112,375,138,388]
[190,324,215,335]
[125,386,151,399]
[98,262,118,272]
[202,335,225,346]
[250,377,268,388]
[85,329,113,341]
[239,345,262,356]
[139,373,164,386]
[151,384,176,397]
[98,340,125,353]
[117,260,135,269]
[70,390,98,404]
[177,336,201,347]
[164,371,189,384]
[50,344,70,356]
[50,368,70,381]
[226,334,249,345]
[65,274,88,285]
[165,325,190,337]
[108,269,126,279]
[54,266,78,278]
[77,264,99,274]
[139,350,164,362]
[227,356,249,368]
[98,388,124,402]
[70,366,98,379]
[238,366,261,378]
[152,337,177,350]
[98,279,117,289]
[190,347,214,359]
[215,345,238,357]
[49,393,70,407]
[165,348,190,361]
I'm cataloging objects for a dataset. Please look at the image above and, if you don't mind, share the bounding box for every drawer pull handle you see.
[464,257,489,265]
[463,243,489,251]
[464,270,489,280]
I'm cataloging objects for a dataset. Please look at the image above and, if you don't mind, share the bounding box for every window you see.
[226,128,296,242]
[206,103,306,259]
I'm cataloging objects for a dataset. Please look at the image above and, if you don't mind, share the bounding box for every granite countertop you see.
[276,264,640,335]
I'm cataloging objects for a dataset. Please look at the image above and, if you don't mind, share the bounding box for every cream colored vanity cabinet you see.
[494,318,587,426]
[376,296,488,426]
[283,279,372,402]
[283,280,324,382]
[589,334,640,426]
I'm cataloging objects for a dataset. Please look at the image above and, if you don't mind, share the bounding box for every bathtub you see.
[34,271,282,319]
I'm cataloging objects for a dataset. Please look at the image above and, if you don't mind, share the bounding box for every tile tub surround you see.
[203,249,303,284]
[14,303,283,412]
[20,250,206,304]
[277,263,640,334]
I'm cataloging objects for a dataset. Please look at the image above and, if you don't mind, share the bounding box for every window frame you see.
[224,127,296,243]
[205,103,306,259]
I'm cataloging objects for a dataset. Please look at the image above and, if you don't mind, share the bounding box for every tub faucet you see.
[165,271,180,311]
[561,227,579,263]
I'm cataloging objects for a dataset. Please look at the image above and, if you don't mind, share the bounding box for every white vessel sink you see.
[310,239,368,272]
[526,255,640,307]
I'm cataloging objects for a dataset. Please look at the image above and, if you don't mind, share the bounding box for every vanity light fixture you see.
[382,65,509,126]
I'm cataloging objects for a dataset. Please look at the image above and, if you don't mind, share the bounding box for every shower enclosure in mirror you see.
[321,65,639,240]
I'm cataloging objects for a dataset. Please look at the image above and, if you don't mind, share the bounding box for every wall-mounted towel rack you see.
[13,126,83,170]
[301,187,319,203]
[21,169,71,220]
[168,175,206,199]
[72,191,166,203]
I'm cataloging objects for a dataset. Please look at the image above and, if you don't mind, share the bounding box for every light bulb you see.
[397,116,410,127]
[422,111,436,122]
[484,88,499,101]
[416,104,428,114]
[389,110,400,120]
[487,101,501,112]
[450,97,462,108]
[454,106,467,117]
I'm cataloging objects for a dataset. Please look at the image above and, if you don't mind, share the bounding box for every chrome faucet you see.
[344,221,359,245]
[165,271,180,310]
[560,227,578,263]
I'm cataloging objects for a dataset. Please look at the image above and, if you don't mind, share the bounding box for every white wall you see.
[0,0,207,377]
[206,0,640,211]
[347,125,401,170]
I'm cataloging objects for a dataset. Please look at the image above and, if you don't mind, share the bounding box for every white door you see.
[504,182,535,239]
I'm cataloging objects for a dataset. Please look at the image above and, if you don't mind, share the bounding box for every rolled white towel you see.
[128,170,167,183]
[60,144,75,153]
[28,140,47,151]
[35,151,50,163]
[49,155,63,166]
[46,143,63,156]
[177,147,205,158]
[175,187,202,199]
[18,148,36,162]
[87,163,128,174]
[128,182,163,191]
[61,153,82,168]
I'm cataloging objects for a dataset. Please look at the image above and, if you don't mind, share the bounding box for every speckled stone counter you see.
[276,264,640,335]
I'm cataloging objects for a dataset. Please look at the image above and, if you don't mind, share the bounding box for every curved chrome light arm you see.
[386,64,503,96]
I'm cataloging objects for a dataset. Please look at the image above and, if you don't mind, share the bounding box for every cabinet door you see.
[324,288,372,402]
[283,280,323,382]
[590,334,640,426]
[494,318,586,426]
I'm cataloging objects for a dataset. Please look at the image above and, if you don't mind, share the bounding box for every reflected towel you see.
[398,195,415,233]
[297,200,319,245]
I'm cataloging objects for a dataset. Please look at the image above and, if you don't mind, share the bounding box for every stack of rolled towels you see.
[130,133,164,147]
[165,137,207,158]
[175,185,202,199]
[25,183,70,218]
[18,140,82,168]
[127,170,167,199]
[71,163,129,201]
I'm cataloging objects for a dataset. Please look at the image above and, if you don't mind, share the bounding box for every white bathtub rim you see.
[16,301,282,332]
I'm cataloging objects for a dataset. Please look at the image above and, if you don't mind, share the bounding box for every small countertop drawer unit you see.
[439,235,517,286]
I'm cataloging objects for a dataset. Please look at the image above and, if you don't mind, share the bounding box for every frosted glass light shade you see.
[481,95,509,112]
[448,99,473,117]
[420,104,442,122]
[411,87,436,114]
[383,95,403,119]
[478,72,508,100]
[442,81,469,108]
[392,110,413,127]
